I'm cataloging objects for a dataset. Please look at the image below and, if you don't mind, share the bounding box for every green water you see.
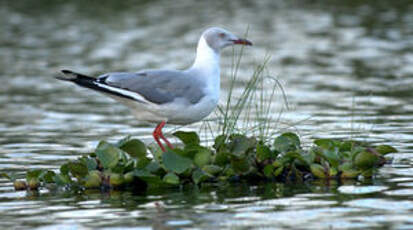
[0,0,412,229]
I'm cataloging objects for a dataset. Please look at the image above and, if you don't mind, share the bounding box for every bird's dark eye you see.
[219,33,226,38]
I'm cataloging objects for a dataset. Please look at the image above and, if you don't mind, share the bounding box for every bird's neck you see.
[190,37,221,95]
[191,37,220,75]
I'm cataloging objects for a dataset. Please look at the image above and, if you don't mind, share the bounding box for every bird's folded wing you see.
[97,70,206,105]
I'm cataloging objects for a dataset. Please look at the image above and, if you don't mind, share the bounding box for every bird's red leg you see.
[156,121,174,150]
[153,123,166,152]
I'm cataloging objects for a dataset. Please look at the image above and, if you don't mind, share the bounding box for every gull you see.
[57,27,252,151]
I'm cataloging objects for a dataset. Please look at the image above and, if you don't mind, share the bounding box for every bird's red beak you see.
[232,38,253,46]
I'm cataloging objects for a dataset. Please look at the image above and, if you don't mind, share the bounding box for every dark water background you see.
[0,0,412,229]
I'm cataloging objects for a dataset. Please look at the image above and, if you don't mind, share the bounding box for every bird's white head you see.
[202,27,252,52]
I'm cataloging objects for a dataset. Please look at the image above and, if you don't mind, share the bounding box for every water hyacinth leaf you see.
[273,166,284,177]
[109,173,124,187]
[96,141,120,169]
[223,167,235,177]
[60,163,70,175]
[26,169,44,181]
[192,169,211,184]
[274,132,300,153]
[123,171,135,184]
[314,139,336,150]
[135,157,151,169]
[375,145,397,155]
[361,169,374,178]
[163,172,180,185]
[213,135,227,151]
[68,162,88,178]
[178,145,199,159]
[84,170,102,188]
[119,139,147,158]
[173,131,200,146]
[194,149,212,168]
[13,180,27,190]
[133,169,162,185]
[341,169,360,179]
[319,149,340,168]
[145,161,162,174]
[284,151,307,165]
[83,157,97,171]
[116,135,132,147]
[162,150,193,174]
[0,173,11,180]
[329,167,338,177]
[339,162,353,171]
[354,151,379,169]
[229,135,253,158]
[214,150,230,166]
[28,178,40,190]
[202,165,222,175]
[263,164,275,178]
[256,142,272,162]
[310,163,326,179]
[339,141,361,152]
[302,151,316,166]
[231,157,251,174]
[53,174,72,186]
[39,170,56,183]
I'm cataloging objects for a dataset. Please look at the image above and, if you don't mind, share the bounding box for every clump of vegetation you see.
[1,132,397,192]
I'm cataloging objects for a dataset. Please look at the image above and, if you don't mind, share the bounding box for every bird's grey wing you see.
[98,70,206,105]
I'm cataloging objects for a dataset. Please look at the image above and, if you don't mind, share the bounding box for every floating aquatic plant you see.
[1,132,397,192]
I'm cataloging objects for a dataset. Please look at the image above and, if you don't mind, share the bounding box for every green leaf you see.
[68,162,88,178]
[84,170,102,188]
[39,170,56,183]
[231,156,251,174]
[263,164,275,177]
[26,169,44,181]
[163,172,180,185]
[116,135,132,147]
[256,142,272,162]
[310,163,327,179]
[213,135,227,151]
[135,157,151,169]
[273,166,284,177]
[95,141,120,169]
[53,174,72,186]
[274,132,300,153]
[133,169,162,185]
[85,158,98,171]
[283,151,307,165]
[214,150,230,166]
[145,161,162,173]
[354,151,379,169]
[192,169,211,184]
[375,145,397,155]
[339,140,360,152]
[194,148,212,168]
[202,165,222,175]
[319,149,340,168]
[60,163,70,175]
[173,131,200,146]
[0,173,11,180]
[162,150,193,174]
[314,139,336,149]
[119,139,147,158]
[177,145,199,159]
[229,134,253,158]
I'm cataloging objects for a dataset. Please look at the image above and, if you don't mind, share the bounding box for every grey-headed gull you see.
[57,27,252,151]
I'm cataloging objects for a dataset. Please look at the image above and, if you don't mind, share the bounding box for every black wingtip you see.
[61,69,73,74]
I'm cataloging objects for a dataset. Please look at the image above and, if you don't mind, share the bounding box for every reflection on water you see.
[0,0,412,229]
